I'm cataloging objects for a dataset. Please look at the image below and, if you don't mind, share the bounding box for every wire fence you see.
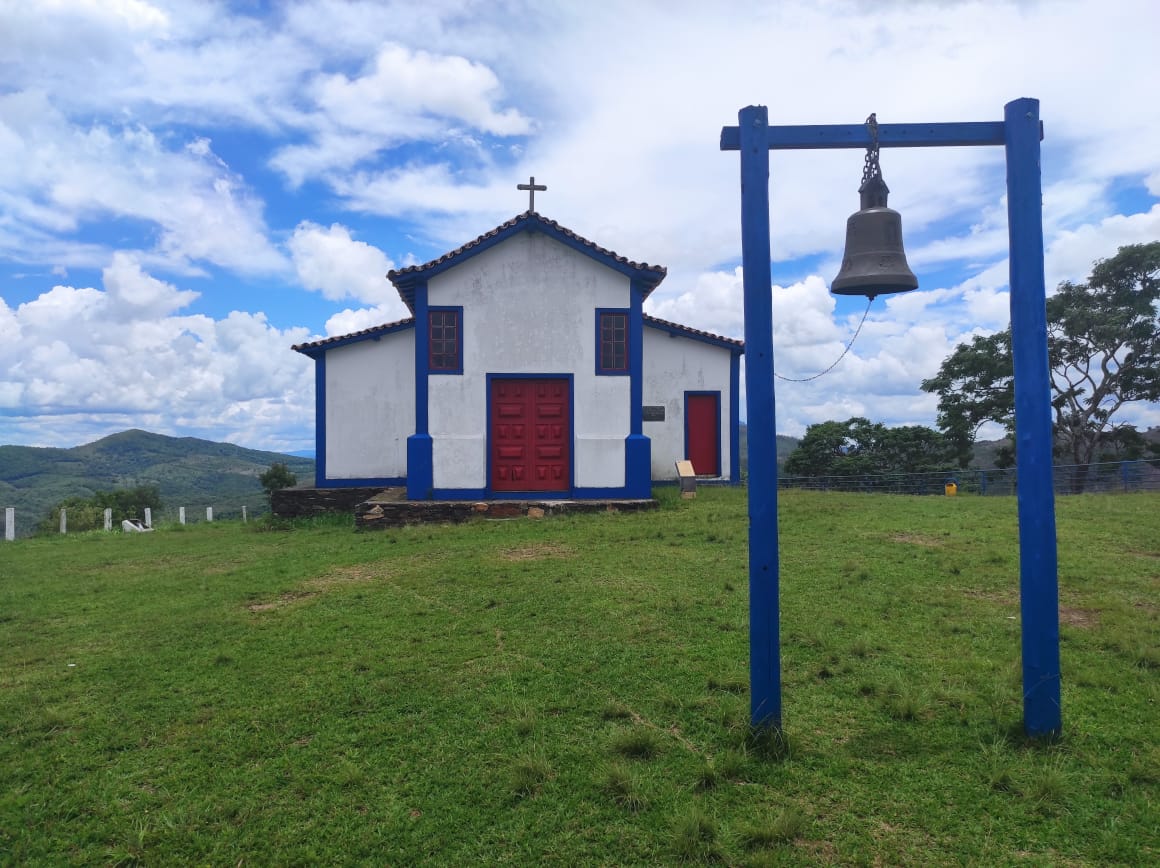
[778,459,1160,496]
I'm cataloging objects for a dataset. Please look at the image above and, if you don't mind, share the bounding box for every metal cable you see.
[774,296,873,382]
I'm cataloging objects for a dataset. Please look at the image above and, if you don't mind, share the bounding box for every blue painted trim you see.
[485,373,575,498]
[431,488,488,500]
[595,308,630,376]
[729,351,741,484]
[720,120,1012,151]
[314,355,326,487]
[319,477,407,488]
[684,390,723,477]
[1004,97,1061,739]
[735,105,782,730]
[391,213,667,310]
[430,487,640,501]
[643,318,744,353]
[293,319,415,357]
[427,305,464,375]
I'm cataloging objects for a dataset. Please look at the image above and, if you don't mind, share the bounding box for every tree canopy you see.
[783,417,956,477]
[38,485,162,535]
[921,242,1160,473]
[259,462,298,504]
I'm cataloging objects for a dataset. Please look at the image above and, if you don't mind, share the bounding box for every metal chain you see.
[861,112,880,186]
[774,296,873,382]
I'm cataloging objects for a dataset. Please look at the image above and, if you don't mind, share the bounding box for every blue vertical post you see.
[737,105,782,729]
[1004,97,1062,738]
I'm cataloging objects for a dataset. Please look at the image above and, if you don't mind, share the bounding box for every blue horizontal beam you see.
[720,120,1018,151]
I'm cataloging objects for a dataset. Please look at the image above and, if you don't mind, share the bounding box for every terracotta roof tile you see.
[292,317,415,352]
[387,211,667,283]
[643,313,744,348]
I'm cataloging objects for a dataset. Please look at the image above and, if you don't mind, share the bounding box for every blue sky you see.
[1,0,1158,452]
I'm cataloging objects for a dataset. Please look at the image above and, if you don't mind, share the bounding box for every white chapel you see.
[293,208,743,500]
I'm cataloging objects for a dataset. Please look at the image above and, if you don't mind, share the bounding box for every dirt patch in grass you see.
[498,543,576,562]
[1059,605,1099,629]
[889,532,945,547]
[247,590,317,612]
[247,564,391,612]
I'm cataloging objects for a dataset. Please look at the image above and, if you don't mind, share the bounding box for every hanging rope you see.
[774,296,873,382]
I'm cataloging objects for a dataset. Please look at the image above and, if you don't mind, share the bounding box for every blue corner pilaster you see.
[1004,97,1061,739]
[314,355,327,487]
[625,278,650,497]
[624,434,652,498]
[729,350,741,484]
[406,434,434,500]
[409,282,433,500]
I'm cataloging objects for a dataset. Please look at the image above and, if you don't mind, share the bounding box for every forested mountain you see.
[0,429,314,535]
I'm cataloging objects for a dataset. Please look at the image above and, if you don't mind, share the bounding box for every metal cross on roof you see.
[517,175,547,211]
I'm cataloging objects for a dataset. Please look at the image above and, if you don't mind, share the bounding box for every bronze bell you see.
[831,173,918,299]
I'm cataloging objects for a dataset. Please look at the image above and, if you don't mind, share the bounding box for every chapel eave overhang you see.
[387,211,668,313]
[643,314,744,353]
[291,317,415,357]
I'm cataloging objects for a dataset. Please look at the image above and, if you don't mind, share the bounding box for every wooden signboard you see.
[675,460,697,498]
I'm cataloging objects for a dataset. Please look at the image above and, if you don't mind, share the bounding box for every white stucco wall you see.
[324,329,415,479]
[427,232,631,490]
[642,326,734,480]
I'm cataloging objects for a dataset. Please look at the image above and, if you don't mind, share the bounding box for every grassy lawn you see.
[1,488,1157,864]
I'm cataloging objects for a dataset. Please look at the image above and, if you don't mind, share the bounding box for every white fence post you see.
[103,508,112,532]
[206,506,213,522]
[60,508,67,534]
[179,506,186,525]
[4,508,13,541]
[144,507,152,528]
[242,506,248,523]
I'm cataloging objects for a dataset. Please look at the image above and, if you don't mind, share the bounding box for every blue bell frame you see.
[720,98,1061,739]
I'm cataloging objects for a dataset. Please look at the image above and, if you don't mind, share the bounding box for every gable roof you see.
[388,211,668,312]
[291,317,415,358]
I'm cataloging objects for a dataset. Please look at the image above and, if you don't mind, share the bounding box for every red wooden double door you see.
[490,378,570,492]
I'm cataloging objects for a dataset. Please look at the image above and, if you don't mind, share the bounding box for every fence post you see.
[60,509,67,534]
[104,508,112,532]
[206,507,213,522]
[144,507,152,528]
[4,508,13,541]
[242,506,247,523]
[179,507,186,525]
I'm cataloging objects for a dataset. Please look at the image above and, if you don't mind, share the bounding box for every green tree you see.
[921,243,1160,483]
[783,417,955,477]
[259,462,297,505]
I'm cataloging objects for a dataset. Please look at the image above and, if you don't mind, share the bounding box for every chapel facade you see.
[293,211,743,500]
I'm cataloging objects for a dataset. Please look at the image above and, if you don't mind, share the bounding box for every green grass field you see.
[1,489,1157,864]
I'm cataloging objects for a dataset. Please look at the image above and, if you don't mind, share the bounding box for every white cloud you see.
[324,304,410,337]
[0,258,313,449]
[0,91,286,274]
[288,221,406,314]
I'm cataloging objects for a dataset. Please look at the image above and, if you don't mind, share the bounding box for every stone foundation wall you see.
[272,487,391,518]
[356,498,657,531]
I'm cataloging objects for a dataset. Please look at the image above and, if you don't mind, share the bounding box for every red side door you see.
[686,393,720,476]
[491,379,570,492]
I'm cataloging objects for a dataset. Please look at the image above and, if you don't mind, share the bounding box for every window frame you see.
[427,306,463,374]
[595,308,630,376]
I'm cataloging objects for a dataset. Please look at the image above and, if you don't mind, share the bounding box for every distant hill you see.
[0,429,314,536]
[738,425,799,474]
